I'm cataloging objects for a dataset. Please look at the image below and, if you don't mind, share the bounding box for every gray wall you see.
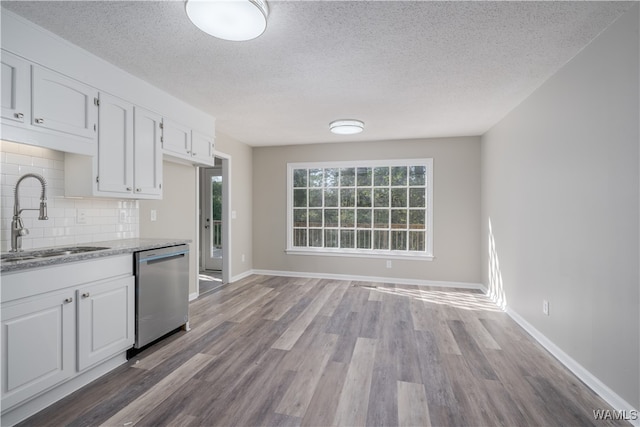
[253,137,481,284]
[215,131,254,280]
[140,161,198,295]
[481,4,639,408]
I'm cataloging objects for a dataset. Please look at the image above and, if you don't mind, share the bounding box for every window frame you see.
[286,158,434,260]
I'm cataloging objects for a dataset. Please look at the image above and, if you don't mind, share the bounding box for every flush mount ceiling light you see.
[329,119,365,135]
[185,0,269,42]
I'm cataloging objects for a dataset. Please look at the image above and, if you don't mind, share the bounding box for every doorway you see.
[199,156,230,295]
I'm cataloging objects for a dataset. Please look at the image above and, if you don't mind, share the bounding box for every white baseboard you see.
[230,269,255,283]
[189,292,199,301]
[251,268,485,291]
[506,307,639,427]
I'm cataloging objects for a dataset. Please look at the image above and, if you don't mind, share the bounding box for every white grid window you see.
[286,159,433,260]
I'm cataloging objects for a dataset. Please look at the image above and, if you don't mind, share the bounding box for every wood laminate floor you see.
[20,275,627,427]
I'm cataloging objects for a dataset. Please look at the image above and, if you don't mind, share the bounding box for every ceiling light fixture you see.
[185,0,269,42]
[329,119,365,135]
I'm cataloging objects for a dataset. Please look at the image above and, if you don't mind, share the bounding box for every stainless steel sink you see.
[1,246,110,263]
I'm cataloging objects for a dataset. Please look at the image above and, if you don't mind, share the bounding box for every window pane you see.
[293,189,307,208]
[374,230,389,249]
[309,209,322,227]
[374,167,389,186]
[357,230,371,249]
[341,209,355,227]
[391,188,407,207]
[341,188,355,207]
[357,167,372,186]
[374,188,389,207]
[340,230,355,248]
[374,209,389,228]
[294,229,307,247]
[293,169,307,188]
[325,229,339,247]
[325,168,340,187]
[409,166,426,186]
[409,231,425,251]
[324,209,339,227]
[309,189,323,207]
[325,188,339,207]
[357,188,371,207]
[391,166,407,186]
[391,230,407,250]
[409,210,425,229]
[309,168,323,187]
[309,229,323,247]
[391,209,407,229]
[357,209,371,228]
[294,209,307,227]
[409,188,425,208]
[340,168,355,186]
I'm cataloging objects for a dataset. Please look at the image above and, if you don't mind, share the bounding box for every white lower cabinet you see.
[0,255,134,424]
[1,290,75,411]
[77,275,134,371]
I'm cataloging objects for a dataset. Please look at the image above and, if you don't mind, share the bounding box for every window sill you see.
[285,248,434,261]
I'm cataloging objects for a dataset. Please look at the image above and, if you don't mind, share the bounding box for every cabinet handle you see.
[64,297,73,303]
[126,187,132,191]
[136,188,141,192]
[82,292,90,298]
[186,150,191,154]
[192,152,197,156]
[14,112,24,119]
[34,118,44,124]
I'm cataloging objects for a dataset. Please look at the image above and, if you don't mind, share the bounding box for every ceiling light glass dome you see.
[186,0,269,42]
[329,119,365,135]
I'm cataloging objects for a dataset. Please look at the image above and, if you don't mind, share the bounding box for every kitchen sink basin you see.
[1,246,110,263]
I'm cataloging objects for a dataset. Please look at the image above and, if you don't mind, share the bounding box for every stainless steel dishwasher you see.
[134,244,189,349]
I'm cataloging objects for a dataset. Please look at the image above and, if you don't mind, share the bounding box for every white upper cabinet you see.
[161,118,191,156]
[32,66,98,140]
[1,49,99,156]
[65,94,163,200]
[191,130,215,164]
[133,107,163,197]
[97,92,134,195]
[162,118,215,166]
[1,51,30,125]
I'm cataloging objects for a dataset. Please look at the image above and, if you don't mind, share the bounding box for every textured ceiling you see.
[1,1,632,147]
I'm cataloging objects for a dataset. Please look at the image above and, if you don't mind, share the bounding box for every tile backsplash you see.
[1,140,139,252]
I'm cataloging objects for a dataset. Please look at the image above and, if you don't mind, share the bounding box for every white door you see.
[203,167,223,271]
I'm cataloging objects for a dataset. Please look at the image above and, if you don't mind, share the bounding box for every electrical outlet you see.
[386,260,392,269]
[76,209,87,224]
[242,254,245,263]
[150,210,157,221]
[119,210,127,223]
[543,300,549,316]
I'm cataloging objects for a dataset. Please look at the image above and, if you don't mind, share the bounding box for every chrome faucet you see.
[11,173,48,252]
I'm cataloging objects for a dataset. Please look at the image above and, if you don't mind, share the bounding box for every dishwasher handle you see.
[138,249,189,264]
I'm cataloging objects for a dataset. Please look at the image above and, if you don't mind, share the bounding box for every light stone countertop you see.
[1,238,191,273]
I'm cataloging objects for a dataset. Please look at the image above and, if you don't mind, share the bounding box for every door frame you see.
[197,152,231,289]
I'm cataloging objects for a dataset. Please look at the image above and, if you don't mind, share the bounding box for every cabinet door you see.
[191,130,215,164]
[134,107,162,198]
[1,50,30,124]
[161,118,191,157]
[1,291,75,410]
[77,276,134,371]
[97,93,134,194]
[32,66,98,140]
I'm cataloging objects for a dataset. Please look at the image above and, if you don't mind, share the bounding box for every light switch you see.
[150,210,157,221]
[232,210,237,219]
